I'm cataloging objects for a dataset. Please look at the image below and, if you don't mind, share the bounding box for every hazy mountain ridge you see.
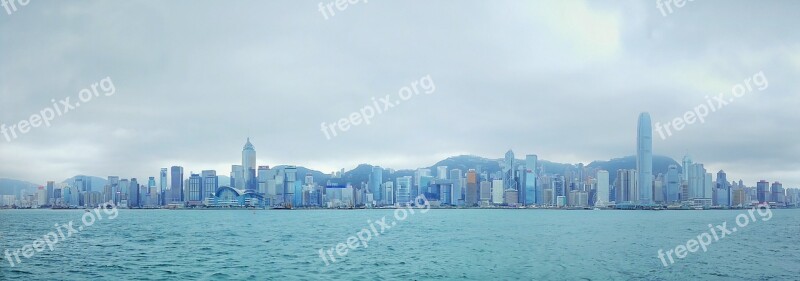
[1,155,681,193]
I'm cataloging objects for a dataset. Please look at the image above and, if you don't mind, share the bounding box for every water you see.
[1,208,798,280]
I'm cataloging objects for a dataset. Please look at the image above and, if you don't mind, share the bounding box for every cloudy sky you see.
[1,0,798,187]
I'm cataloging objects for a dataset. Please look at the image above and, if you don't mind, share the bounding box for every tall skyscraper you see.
[396,176,412,205]
[45,181,54,206]
[170,166,184,203]
[524,155,537,205]
[450,169,463,206]
[716,170,730,207]
[491,179,504,205]
[666,165,680,204]
[757,180,769,203]
[437,166,448,180]
[284,166,297,205]
[187,173,202,203]
[504,150,516,190]
[636,112,653,204]
[688,163,708,199]
[682,154,692,183]
[159,168,167,205]
[466,169,478,206]
[242,138,257,192]
[615,169,638,203]
[129,178,139,208]
[596,170,609,207]
[370,166,383,203]
[231,165,244,189]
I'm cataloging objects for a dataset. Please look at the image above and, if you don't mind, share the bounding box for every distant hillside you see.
[587,155,681,183]
[0,178,39,195]
[62,175,108,190]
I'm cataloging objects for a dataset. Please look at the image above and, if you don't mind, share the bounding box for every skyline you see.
[2,1,800,187]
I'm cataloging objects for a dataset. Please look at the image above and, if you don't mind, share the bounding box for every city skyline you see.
[2,1,800,187]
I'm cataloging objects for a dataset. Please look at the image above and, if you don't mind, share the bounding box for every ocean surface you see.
[1,208,798,280]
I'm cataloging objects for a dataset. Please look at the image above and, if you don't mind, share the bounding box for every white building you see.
[596,170,609,207]
[491,179,504,204]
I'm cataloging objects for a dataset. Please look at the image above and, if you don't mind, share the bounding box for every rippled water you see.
[1,208,798,280]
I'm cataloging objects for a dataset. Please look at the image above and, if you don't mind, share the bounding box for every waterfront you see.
[1,209,798,280]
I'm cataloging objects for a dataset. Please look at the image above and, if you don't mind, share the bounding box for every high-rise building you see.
[524,155,538,205]
[383,182,394,205]
[370,166,383,203]
[596,170,609,207]
[170,166,184,203]
[716,170,730,207]
[437,166,448,180]
[682,154,692,183]
[757,180,769,203]
[479,181,491,206]
[491,179,504,205]
[771,182,784,204]
[159,168,167,205]
[688,163,707,199]
[231,165,244,190]
[637,112,653,204]
[450,169,463,206]
[45,181,54,206]
[284,166,297,205]
[504,150,516,191]
[466,169,478,206]
[396,176,412,205]
[257,166,270,195]
[615,169,638,203]
[129,178,140,208]
[665,165,680,204]
[242,138,257,192]
[187,173,202,204]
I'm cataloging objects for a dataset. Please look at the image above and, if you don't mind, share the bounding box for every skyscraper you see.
[437,166,448,180]
[716,170,730,207]
[129,178,139,208]
[615,169,638,203]
[757,180,769,203]
[636,112,653,204]
[524,155,537,205]
[170,166,184,203]
[242,138,257,192]
[466,169,478,206]
[188,173,202,203]
[159,168,167,206]
[231,165,244,189]
[504,150,516,190]
[596,170,609,207]
[396,176,412,205]
[450,169,463,206]
[666,165,680,204]
[370,166,383,203]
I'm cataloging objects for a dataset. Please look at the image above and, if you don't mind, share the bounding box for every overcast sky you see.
[1,0,799,187]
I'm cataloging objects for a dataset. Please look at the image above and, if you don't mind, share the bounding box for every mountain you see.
[62,175,108,190]
[0,155,682,194]
[587,155,681,183]
[0,178,39,195]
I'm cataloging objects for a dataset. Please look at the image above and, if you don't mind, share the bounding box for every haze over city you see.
[2,0,799,187]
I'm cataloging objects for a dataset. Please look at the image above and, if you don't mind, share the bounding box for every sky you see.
[1,0,799,187]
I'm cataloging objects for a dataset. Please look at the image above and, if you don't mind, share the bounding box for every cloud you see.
[1,0,798,188]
